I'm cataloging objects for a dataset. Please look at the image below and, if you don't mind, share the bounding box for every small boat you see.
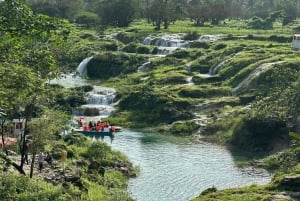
[73,119,120,138]
[74,128,114,137]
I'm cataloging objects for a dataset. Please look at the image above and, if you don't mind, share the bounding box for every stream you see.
[50,69,271,201]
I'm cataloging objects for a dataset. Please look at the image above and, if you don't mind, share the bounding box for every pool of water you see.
[103,130,271,201]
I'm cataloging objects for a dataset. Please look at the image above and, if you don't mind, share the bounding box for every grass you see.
[104,19,296,39]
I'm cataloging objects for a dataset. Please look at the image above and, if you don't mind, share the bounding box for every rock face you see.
[278,174,300,191]
[268,193,293,201]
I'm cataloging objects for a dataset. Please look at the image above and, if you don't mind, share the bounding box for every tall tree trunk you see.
[30,153,36,178]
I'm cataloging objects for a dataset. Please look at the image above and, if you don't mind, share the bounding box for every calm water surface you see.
[103,130,271,201]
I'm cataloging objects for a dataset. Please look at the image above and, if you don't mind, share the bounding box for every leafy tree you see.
[146,0,172,30]
[75,11,100,27]
[187,0,210,26]
[0,0,69,175]
[27,110,69,178]
[281,2,298,25]
[98,0,137,27]
[25,0,84,21]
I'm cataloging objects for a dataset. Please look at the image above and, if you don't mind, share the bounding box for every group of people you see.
[78,119,116,132]
[23,142,53,173]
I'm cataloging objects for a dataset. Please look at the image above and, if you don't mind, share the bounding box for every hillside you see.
[1,0,300,199]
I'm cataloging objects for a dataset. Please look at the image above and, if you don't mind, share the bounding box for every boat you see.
[74,128,114,137]
[73,118,120,138]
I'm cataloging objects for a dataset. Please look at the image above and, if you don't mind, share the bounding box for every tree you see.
[0,0,69,175]
[25,0,84,21]
[146,0,172,30]
[27,110,69,178]
[98,0,137,27]
[187,1,210,26]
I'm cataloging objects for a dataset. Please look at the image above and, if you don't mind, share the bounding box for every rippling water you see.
[103,130,271,201]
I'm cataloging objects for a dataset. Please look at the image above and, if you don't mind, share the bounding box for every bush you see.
[183,31,200,40]
[190,41,210,49]
[178,86,231,98]
[75,12,100,28]
[230,117,288,153]
[115,32,136,44]
[137,45,151,54]
[213,43,227,50]
[170,121,200,135]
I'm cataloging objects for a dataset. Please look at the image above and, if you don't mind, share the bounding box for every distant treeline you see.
[24,0,300,29]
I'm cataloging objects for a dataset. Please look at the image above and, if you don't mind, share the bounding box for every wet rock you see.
[268,193,292,201]
[279,174,300,191]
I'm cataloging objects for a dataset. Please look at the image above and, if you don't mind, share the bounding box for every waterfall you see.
[232,62,282,95]
[76,56,93,75]
[73,86,116,118]
[143,34,190,55]
[138,60,151,72]
[209,52,242,75]
[198,35,222,41]
[209,59,230,75]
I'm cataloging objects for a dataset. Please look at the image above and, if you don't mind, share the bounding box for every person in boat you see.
[78,119,83,127]
[89,121,94,130]
[110,125,116,132]
[104,121,109,127]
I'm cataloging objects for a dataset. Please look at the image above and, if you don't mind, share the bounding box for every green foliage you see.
[75,12,100,27]
[178,86,231,98]
[122,42,151,54]
[170,121,199,136]
[98,0,137,27]
[183,31,200,40]
[86,52,145,79]
[115,32,136,44]
[213,43,227,50]
[118,85,192,124]
[230,116,288,153]
[262,148,300,171]
[0,172,80,201]
[190,41,211,49]
[84,142,111,161]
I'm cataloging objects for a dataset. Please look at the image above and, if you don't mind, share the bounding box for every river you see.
[50,74,271,201]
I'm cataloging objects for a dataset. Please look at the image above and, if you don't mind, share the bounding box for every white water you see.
[232,62,282,95]
[142,34,189,55]
[76,56,93,75]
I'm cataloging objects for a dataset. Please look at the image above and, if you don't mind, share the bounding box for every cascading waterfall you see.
[209,59,230,75]
[73,86,116,118]
[142,34,190,55]
[137,60,151,72]
[232,62,282,95]
[76,56,93,75]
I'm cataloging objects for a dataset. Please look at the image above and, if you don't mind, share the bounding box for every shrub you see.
[190,41,210,49]
[115,32,136,44]
[213,43,227,50]
[183,31,200,40]
[75,12,100,28]
[137,45,151,54]
[170,121,200,135]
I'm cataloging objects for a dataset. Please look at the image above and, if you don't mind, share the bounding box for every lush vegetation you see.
[1,0,300,200]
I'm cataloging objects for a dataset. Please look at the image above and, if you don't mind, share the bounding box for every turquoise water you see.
[104,130,271,201]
